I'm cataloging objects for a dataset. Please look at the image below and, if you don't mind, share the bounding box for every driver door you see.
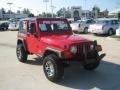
[26,21,39,54]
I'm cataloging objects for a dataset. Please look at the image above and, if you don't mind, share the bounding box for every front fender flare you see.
[44,47,63,58]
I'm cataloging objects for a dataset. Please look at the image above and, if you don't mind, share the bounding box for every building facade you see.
[3,14,27,20]
[0,9,27,20]
[71,6,82,21]
[69,6,109,20]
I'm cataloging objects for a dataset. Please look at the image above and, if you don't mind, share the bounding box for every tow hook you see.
[98,53,106,61]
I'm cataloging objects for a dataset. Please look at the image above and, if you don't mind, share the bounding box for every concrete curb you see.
[107,37,120,41]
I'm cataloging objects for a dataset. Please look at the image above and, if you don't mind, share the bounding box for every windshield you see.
[72,20,84,24]
[96,20,109,24]
[39,20,71,32]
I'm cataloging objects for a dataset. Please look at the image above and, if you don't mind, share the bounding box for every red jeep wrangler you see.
[16,18,105,82]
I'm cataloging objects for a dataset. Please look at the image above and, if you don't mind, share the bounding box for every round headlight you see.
[90,44,94,50]
[70,46,77,54]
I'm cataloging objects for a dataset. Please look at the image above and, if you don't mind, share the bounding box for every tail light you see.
[78,24,80,28]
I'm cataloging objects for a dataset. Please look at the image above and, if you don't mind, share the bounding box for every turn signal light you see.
[63,51,73,59]
[96,45,102,51]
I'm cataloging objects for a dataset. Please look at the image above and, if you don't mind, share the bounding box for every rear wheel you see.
[108,29,113,36]
[16,44,28,62]
[73,31,79,34]
[84,27,88,34]
[93,33,98,36]
[43,54,64,82]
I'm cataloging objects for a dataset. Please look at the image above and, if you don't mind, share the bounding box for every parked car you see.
[116,24,120,36]
[0,21,9,31]
[16,17,105,82]
[8,21,19,31]
[70,19,95,33]
[67,18,74,24]
[88,18,119,36]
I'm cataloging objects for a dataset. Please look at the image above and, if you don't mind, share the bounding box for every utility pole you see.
[116,1,120,9]
[51,0,56,18]
[7,2,13,19]
[84,0,87,18]
[43,0,49,17]
[51,0,53,17]
[18,7,22,14]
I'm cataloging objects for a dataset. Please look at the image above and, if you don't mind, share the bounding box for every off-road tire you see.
[83,61,100,70]
[43,54,64,82]
[16,44,28,62]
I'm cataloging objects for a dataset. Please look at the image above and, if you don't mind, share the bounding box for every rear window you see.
[39,20,71,32]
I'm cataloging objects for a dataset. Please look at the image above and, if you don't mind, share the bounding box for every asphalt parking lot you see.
[0,31,120,90]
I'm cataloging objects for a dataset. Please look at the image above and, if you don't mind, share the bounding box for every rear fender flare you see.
[17,39,27,51]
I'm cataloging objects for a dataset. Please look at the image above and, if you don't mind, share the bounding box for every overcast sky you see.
[0,0,119,15]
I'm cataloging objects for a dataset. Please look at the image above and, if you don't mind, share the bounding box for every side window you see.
[114,20,118,24]
[19,21,27,34]
[86,20,90,24]
[29,23,36,34]
[91,20,95,23]
[111,20,114,25]
[106,21,109,24]
[39,24,47,31]
[86,20,93,24]
[111,20,118,25]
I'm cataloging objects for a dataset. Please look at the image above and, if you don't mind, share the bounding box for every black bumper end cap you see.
[98,53,106,61]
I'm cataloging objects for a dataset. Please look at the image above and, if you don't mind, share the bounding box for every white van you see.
[8,22,19,31]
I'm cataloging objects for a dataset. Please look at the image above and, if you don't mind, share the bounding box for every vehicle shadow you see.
[25,58,120,90]
[93,34,109,37]
[0,30,9,32]
[74,32,89,34]
[57,60,120,90]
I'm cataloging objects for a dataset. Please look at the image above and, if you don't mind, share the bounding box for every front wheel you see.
[16,44,28,62]
[83,61,100,70]
[43,54,64,82]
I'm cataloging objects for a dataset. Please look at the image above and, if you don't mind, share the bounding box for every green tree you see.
[92,6,100,18]
[22,8,31,14]
[92,6,100,13]
[1,8,6,14]
[57,7,66,17]
[28,13,34,17]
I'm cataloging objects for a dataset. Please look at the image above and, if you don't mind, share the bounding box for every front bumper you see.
[84,53,106,64]
[62,40,106,64]
[98,53,106,61]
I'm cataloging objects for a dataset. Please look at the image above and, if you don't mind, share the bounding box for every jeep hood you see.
[41,34,91,49]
